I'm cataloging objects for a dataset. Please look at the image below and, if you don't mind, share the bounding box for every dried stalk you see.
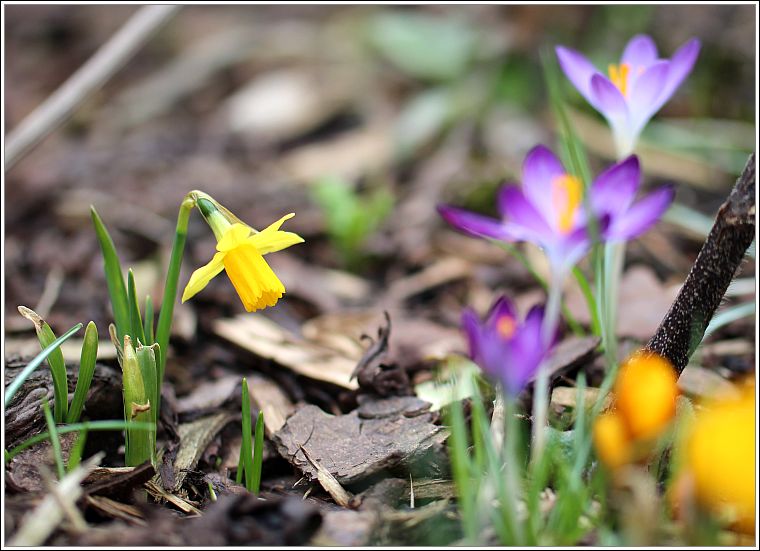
[645,153,756,374]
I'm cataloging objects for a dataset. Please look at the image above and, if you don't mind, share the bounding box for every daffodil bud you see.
[122,335,149,420]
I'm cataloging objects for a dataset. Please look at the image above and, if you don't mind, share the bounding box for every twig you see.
[5,5,180,169]
[645,153,756,374]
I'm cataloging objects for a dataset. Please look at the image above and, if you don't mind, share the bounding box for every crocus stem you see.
[530,277,564,466]
[602,241,626,368]
[155,195,196,400]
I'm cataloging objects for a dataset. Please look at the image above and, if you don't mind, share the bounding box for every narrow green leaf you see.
[5,420,153,461]
[447,397,477,542]
[144,295,155,345]
[67,428,88,472]
[91,206,130,341]
[241,378,254,491]
[127,270,146,345]
[235,444,244,485]
[18,307,68,423]
[67,321,98,423]
[4,323,82,408]
[42,400,65,479]
[251,411,264,495]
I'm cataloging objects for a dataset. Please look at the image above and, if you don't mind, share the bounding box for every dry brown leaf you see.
[213,315,359,390]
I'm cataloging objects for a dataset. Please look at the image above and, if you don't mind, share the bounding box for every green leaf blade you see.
[67,321,99,423]
[91,206,130,341]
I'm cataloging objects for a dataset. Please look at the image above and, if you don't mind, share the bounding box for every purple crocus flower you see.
[462,296,553,396]
[438,145,674,275]
[556,34,700,157]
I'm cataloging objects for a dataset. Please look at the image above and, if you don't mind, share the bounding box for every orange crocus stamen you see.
[551,174,583,234]
[608,62,631,97]
[496,315,516,339]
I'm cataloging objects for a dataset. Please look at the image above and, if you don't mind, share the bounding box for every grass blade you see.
[67,321,99,423]
[42,399,65,479]
[447,397,477,542]
[18,307,69,423]
[67,428,88,472]
[240,378,254,491]
[572,267,601,337]
[5,420,154,461]
[143,295,155,345]
[251,411,265,494]
[4,322,82,408]
[127,270,147,345]
[91,206,130,340]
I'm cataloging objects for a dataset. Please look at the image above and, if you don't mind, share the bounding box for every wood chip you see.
[273,397,447,486]
[247,372,295,436]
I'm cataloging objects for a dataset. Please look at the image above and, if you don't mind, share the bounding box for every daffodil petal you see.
[182,251,226,302]
[249,230,305,255]
[259,212,295,233]
[216,223,253,252]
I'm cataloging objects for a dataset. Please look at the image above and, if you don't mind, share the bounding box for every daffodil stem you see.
[155,195,196,397]
[530,278,564,466]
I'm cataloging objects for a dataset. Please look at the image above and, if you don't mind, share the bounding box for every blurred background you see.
[4,4,756,360]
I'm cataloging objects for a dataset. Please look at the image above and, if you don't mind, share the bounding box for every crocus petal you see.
[629,60,671,132]
[509,305,548,390]
[438,205,512,241]
[498,185,554,240]
[217,223,253,252]
[461,308,483,360]
[555,46,600,107]
[591,155,641,217]
[607,186,674,241]
[182,251,226,302]
[548,226,592,275]
[521,145,566,224]
[486,295,517,328]
[590,74,628,118]
[659,38,700,108]
[621,34,659,70]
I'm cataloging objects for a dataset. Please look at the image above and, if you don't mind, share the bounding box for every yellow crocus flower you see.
[182,203,304,312]
[684,380,755,534]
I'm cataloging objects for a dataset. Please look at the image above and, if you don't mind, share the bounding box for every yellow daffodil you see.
[683,379,755,534]
[182,193,303,312]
